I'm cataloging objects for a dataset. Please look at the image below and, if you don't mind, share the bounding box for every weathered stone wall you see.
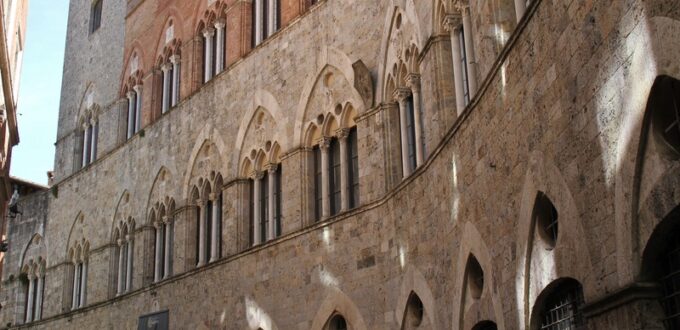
[3,0,680,329]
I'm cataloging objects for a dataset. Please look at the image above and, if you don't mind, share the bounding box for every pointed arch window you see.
[126,85,142,139]
[21,262,45,324]
[160,54,181,114]
[115,222,134,293]
[70,249,88,310]
[80,116,98,168]
[250,164,282,246]
[194,182,222,266]
[325,314,348,330]
[202,19,226,84]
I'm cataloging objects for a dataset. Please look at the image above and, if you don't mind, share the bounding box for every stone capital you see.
[126,91,136,99]
[161,63,172,72]
[317,137,332,151]
[153,221,162,229]
[265,163,279,174]
[125,234,132,242]
[117,238,123,246]
[251,170,265,181]
[442,14,462,32]
[452,0,470,14]
[203,27,216,38]
[214,20,226,29]
[393,88,411,102]
[169,54,181,64]
[406,73,421,92]
[133,84,142,93]
[162,216,170,224]
[336,128,350,140]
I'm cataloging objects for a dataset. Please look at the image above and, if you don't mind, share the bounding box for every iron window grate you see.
[540,283,585,330]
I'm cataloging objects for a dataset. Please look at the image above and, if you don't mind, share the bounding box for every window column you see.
[116,239,125,294]
[126,91,136,139]
[254,0,263,45]
[197,200,208,265]
[71,262,79,309]
[394,88,412,178]
[154,221,163,280]
[170,55,180,107]
[133,85,142,133]
[35,275,43,320]
[252,171,264,245]
[161,63,171,114]
[25,274,35,323]
[125,234,133,290]
[203,28,215,83]
[443,15,466,114]
[163,217,172,278]
[210,193,220,262]
[214,21,225,75]
[319,139,331,218]
[79,260,87,307]
[407,74,424,167]
[459,3,478,97]
[81,123,90,167]
[267,0,277,37]
[267,164,277,240]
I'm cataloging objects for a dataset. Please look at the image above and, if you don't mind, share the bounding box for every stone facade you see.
[1,0,680,329]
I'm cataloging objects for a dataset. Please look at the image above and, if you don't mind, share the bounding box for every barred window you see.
[539,280,585,330]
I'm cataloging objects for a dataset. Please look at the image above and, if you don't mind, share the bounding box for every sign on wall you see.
[138,310,169,330]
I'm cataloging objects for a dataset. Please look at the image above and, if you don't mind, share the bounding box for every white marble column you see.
[71,263,79,309]
[444,15,466,114]
[337,130,350,211]
[252,172,263,245]
[214,21,225,74]
[133,85,142,133]
[126,91,135,139]
[35,276,44,320]
[254,0,263,45]
[267,164,277,240]
[460,5,477,97]
[163,217,172,278]
[154,222,162,280]
[267,0,276,36]
[394,88,412,178]
[197,201,208,266]
[210,194,220,262]
[319,139,331,218]
[116,239,125,294]
[515,0,527,23]
[407,74,424,167]
[81,124,90,166]
[203,28,215,83]
[25,275,35,322]
[79,261,88,307]
[91,121,98,162]
[161,64,171,114]
[125,235,133,290]
[170,55,180,107]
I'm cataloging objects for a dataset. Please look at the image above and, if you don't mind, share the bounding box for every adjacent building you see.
[0,0,28,291]
[1,0,679,329]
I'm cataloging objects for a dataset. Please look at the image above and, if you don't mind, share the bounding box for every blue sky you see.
[10,0,69,185]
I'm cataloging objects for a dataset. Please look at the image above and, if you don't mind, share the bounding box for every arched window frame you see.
[532,279,586,330]
[78,108,99,169]
[113,218,135,293]
[20,259,45,324]
[68,242,89,310]
[190,175,223,267]
[124,75,143,140]
[242,144,283,246]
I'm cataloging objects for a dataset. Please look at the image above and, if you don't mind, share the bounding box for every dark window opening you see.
[313,146,322,221]
[274,167,282,237]
[660,226,680,329]
[539,280,585,330]
[348,127,359,209]
[330,138,342,215]
[90,0,103,33]
[534,192,559,249]
[260,172,269,241]
[405,95,417,171]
